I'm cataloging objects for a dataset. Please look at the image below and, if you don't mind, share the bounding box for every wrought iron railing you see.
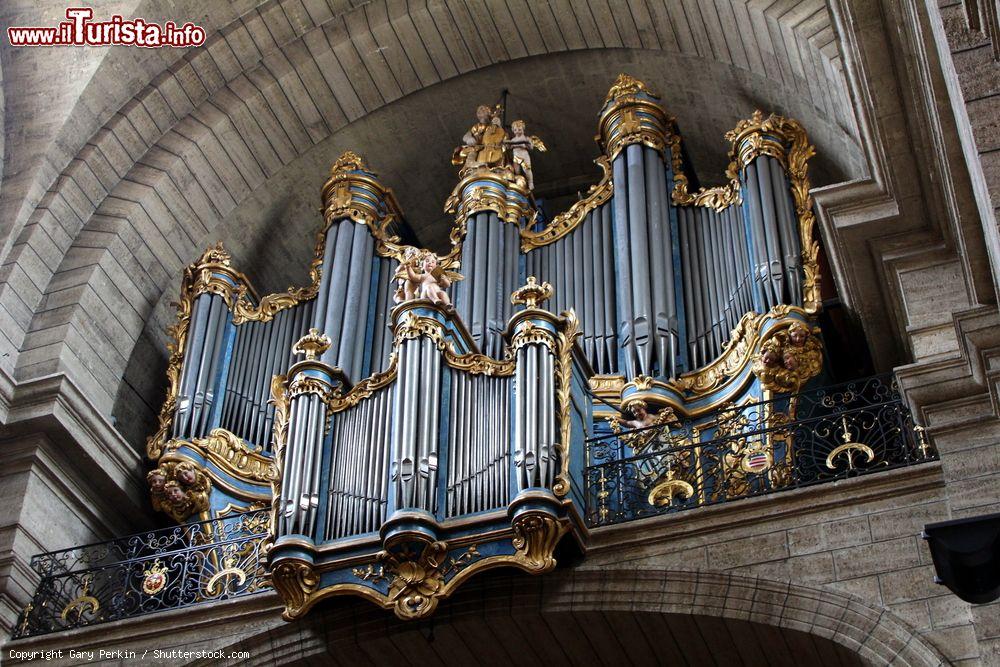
[12,511,270,639]
[585,375,936,527]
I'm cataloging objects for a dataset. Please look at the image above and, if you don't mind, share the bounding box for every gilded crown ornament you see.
[292,328,331,361]
[510,276,553,309]
[329,150,368,175]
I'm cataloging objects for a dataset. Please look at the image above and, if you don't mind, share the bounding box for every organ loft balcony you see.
[10,74,937,639]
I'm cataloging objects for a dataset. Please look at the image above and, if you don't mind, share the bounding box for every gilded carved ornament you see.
[292,328,331,361]
[520,156,612,251]
[510,276,553,310]
[751,322,823,393]
[392,247,463,308]
[266,374,290,544]
[147,460,211,523]
[511,512,567,572]
[270,559,320,619]
[596,74,670,161]
[163,428,279,485]
[352,542,481,620]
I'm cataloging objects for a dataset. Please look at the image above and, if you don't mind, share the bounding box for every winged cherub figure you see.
[393,248,463,308]
[506,119,546,190]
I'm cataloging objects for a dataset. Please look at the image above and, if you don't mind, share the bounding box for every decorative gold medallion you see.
[141,559,168,595]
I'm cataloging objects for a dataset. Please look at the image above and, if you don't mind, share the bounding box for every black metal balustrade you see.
[586,375,937,527]
[12,511,270,639]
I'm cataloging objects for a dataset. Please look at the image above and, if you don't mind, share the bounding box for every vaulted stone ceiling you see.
[0,0,862,449]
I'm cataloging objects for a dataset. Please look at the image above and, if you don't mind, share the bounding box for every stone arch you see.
[216,569,947,665]
[1,0,862,448]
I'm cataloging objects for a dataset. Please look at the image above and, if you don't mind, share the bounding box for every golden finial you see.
[195,241,232,267]
[605,73,657,103]
[510,276,553,309]
[330,150,368,175]
[292,328,331,361]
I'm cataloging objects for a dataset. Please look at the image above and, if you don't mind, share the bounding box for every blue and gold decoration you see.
[144,74,828,621]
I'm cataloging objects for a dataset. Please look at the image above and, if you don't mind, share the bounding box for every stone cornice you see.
[1,371,148,528]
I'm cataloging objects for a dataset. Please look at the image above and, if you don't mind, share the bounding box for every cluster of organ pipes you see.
[446,369,511,517]
[525,202,617,374]
[391,335,443,512]
[221,302,315,449]
[325,386,391,539]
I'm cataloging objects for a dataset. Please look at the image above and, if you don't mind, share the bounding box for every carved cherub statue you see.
[608,400,683,455]
[505,120,546,190]
[393,248,463,308]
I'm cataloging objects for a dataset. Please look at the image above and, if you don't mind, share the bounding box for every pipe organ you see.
[145,74,827,621]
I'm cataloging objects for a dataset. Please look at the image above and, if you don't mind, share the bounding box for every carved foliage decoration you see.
[147,461,211,523]
[163,429,279,485]
[751,322,823,393]
[511,513,566,573]
[270,560,319,619]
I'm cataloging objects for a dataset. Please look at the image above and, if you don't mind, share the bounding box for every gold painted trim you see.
[163,428,278,484]
[520,156,613,251]
[158,451,272,503]
[553,310,582,497]
[590,305,811,418]
[272,516,571,621]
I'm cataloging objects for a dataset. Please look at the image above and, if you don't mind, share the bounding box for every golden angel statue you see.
[453,104,503,171]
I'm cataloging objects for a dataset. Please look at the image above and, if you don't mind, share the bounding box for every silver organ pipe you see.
[454,211,521,357]
[740,155,804,311]
[389,333,443,513]
[523,201,617,375]
[174,294,209,438]
[512,334,558,491]
[216,300,314,451]
[323,385,392,539]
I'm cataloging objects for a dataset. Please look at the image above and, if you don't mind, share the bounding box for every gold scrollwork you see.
[163,428,278,484]
[270,559,320,620]
[552,310,582,497]
[393,310,516,377]
[266,374,289,545]
[368,542,481,620]
[60,575,100,623]
[520,156,613,251]
[511,512,566,573]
